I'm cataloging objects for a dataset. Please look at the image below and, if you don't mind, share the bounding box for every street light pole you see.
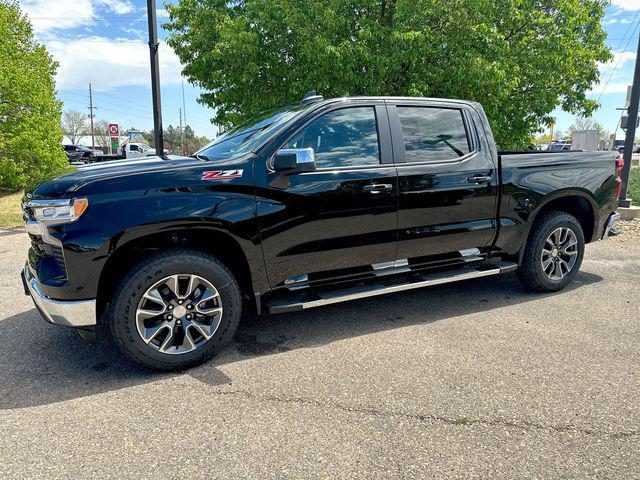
[619,32,640,207]
[147,0,166,159]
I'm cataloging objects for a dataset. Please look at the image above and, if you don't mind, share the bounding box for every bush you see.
[0,1,68,191]
[628,168,640,206]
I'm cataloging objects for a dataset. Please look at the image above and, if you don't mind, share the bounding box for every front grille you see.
[29,233,46,256]
[28,233,67,281]
[51,245,67,276]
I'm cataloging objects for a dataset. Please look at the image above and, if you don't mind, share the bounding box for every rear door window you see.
[397,107,471,163]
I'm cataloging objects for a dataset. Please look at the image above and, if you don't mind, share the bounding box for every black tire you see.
[109,249,242,371]
[516,211,585,292]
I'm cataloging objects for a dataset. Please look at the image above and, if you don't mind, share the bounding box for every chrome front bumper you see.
[22,264,96,327]
[602,212,621,240]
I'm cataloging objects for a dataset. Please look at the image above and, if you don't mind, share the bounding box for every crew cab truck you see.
[22,94,622,371]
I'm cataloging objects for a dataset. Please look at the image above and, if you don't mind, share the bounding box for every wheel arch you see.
[516,191,598,264]
[96,226,261,321]
[532,192,598,242]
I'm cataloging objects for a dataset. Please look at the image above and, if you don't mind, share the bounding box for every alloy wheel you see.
[135,274,223,354]
[540,227,578,280]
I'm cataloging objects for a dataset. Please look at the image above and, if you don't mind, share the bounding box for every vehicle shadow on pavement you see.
[0,271,602,409]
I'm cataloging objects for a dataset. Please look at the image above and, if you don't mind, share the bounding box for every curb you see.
[619,206,640,221]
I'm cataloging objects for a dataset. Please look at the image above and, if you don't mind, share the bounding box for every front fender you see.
[52,188,267,300]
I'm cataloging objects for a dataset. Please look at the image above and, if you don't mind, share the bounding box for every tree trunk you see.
[380,0,396,27]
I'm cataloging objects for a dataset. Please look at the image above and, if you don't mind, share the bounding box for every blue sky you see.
[19,0,640,142]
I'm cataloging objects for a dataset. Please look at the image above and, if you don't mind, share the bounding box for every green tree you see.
[144,125,210,155]
[166,0,611,149]
[0,1,68,191]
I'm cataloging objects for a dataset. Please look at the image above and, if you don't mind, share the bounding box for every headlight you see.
[29,198,89,224]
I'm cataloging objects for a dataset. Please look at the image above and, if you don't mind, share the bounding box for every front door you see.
[387,100,499,265]
[256,102,399,288]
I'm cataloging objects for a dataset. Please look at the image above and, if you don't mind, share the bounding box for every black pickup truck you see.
[22,94,622,370]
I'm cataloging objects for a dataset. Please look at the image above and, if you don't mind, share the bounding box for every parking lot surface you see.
[0,227,639,479]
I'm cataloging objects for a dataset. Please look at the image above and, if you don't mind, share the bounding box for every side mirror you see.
[273,148,316,173]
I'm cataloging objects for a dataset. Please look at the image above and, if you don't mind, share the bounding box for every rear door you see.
[256,101,399,288]
[387,100,498,265]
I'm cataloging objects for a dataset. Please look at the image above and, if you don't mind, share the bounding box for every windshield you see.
[196,105,307,161]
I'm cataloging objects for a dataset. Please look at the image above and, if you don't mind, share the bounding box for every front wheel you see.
[109,249,242,371]
[516,211,585,292]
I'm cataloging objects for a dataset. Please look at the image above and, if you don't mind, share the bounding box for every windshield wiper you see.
[191,153,210,161]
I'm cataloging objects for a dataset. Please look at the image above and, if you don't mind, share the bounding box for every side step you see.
[267,261,518,314]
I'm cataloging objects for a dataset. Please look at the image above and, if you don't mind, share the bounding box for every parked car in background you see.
[122,142,169,159]
[548,140,572,151]
[63,145,102,163]
[24,94,621,371]
[614,141,640,154]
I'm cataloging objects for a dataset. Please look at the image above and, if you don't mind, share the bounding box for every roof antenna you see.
[301,90,324,105]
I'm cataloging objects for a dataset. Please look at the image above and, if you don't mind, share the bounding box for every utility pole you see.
[179,107,185,155]
[181,80,187,129]
[619,32,640,207]
[88,82,96,149]
[147,0,165,159]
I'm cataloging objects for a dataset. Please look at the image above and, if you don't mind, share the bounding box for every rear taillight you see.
[615,156,624,198]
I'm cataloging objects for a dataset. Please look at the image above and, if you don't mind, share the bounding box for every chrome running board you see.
[267,261,517,314]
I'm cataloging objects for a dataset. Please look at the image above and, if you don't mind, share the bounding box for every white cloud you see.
[610,1,640,10]
[48,36,183,90]
[592,82,631,95]
[590,51,636,96]
[96,0,134,15]
[21,0,135,33]
[156,8,169,18]
[598,51,636,76]
[21,0,95,33]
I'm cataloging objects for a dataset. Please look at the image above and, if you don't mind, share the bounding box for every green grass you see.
[0,191,24,228]
[629,167,640,206]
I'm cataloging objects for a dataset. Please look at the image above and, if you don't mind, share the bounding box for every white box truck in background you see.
[571,130,600,152]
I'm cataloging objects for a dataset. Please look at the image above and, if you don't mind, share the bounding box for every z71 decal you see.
[202,169,244,180]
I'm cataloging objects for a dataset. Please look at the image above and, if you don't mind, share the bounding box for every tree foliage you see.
[93,119,111,149]
[62,110,89,145]
[0,1,67,191]
[142,125,210,154]
[166,0,611,149]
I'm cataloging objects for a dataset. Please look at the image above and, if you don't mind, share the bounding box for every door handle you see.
[467,175,492,184]
[363,183,393,193]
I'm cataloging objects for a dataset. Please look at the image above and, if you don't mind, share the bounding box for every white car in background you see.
[122,142,169,159]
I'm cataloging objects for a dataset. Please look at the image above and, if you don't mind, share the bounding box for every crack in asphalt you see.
[206,387,640,440]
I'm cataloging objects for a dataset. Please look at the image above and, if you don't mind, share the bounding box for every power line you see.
[600,9,640,78]
[597,17,640,102]
[56,81,214,124]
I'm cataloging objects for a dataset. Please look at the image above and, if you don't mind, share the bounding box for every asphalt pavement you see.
[0,227,638,479]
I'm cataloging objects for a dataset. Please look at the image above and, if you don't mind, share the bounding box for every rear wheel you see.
[109,249,242,371]
[516,211,585,292]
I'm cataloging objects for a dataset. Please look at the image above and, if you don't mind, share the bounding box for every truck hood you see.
[29,155,203,199]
